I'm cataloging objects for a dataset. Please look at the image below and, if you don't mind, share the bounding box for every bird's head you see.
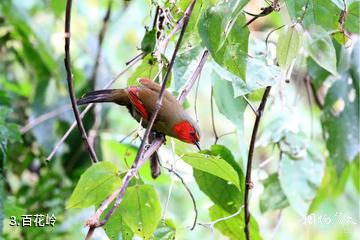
[172,120,201,150]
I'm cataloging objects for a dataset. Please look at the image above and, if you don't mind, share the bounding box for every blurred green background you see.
[1,0,359,239]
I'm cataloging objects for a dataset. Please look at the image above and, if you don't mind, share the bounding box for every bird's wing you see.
[127,86,150,120]
[138,78,161,92]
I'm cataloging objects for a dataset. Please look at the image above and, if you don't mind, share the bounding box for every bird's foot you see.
[246,181,254,189]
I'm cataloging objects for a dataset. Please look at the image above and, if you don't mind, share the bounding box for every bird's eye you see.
[190,131,195,136]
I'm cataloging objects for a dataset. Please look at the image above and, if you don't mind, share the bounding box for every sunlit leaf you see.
[345,1,360,33]
[276,26,301,70]
[118,184,162,239]
[208,205,261,240]
[182,152,240,189]
[198,1,249,79]
[193,145,244,213]
[153,219,176,240]
[67,162,121,208]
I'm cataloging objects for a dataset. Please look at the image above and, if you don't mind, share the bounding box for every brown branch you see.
[85,2,203,237]
[244,86,272,240]
[64,0,98,163]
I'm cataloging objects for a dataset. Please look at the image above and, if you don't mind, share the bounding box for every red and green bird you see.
[77,78,201,178]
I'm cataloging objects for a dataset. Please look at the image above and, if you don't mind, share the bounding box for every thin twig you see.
[64,0,98,163]
[20,104,72,134]
[163,165,198,230]
[242,95,258,117]
[46,57,141,162]
[210,87,219,144]
[244,86,272,240]
[84,1,198,237]
[198,205,244,231]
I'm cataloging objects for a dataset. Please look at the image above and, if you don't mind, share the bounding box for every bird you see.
[77,78,201,178]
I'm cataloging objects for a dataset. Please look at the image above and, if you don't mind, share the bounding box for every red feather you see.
[128,87,149,119]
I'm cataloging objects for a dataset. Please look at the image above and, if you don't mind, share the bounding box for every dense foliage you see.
[1,0,359,239]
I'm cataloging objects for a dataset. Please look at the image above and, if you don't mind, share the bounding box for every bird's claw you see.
[246,181,254,189]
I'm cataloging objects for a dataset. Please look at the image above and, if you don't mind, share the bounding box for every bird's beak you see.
[194,141,201,151]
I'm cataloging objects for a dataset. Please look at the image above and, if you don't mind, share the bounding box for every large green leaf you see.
[259,174,289,213]
[118,184,162,239]
[153,219,176,240]
[208,205,261,240]
[67,162,121,208]
[193,145,244,213]
[127,54,170,87]
[212,58,280,97]
[198,1,249,80]
[103,211,134,240]
[276,26,301,71]
[284,0,340,31]
[212,72,248,162]
[306,25,337,75]
[182,152,240,189]
[321,75,359,174]
[345,1,360,34]
[173,45,203,91]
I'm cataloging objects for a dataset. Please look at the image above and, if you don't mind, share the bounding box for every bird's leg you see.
[148,131,163,179]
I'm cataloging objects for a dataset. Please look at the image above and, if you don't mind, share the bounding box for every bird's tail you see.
[77,89,129,106]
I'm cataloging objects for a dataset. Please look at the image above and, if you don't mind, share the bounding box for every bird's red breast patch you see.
[128,87,149,119]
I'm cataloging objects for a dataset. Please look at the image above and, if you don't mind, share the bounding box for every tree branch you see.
[244,86,272,240]
[84,2,204,237]
[64,0,98,163]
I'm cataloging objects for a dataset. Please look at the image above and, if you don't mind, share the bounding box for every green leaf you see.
[345,1,360,33]
[198,1,249,79]
[153,219,176,240]
[279,153,324,216]
[49,0,66,17]
[182,152,240,189]
[212,58,280,97]
[321,74,359,174]
[67,161,121,209]
[276,26,301,70]
[208,205,261,240]
[173,46,203,91]
[284,0,340,31]
[259,174,289,213]
[103,209,134,240]
[141,29,157,54]
[3,197,26,218]
[306,25,337,75]
[307,57,331,91]
[193,145,244,213]
[127,54,171,87]
[212,72,248,162]
[118,184,162,239]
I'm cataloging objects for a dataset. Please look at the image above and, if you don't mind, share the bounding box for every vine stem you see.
[64,0,98,163]
[244,86,271,239]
